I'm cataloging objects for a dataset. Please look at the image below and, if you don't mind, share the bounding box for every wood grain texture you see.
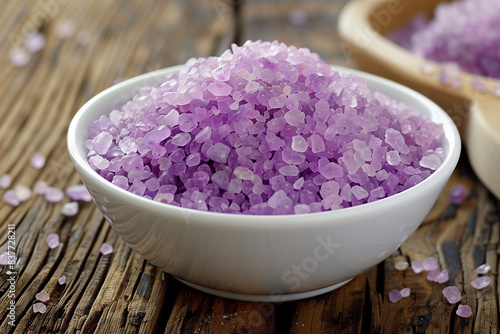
[0,0,499,333]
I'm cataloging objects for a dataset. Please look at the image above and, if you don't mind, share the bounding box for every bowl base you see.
[174,277,353,302]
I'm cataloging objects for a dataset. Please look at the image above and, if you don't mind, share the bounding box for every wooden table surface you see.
[0,0,499,333]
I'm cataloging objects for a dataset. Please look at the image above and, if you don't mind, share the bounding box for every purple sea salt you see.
[55,20,76,39]
[411,259,424,274]
[66,184,92,202]
[0,251,16,265]
[100,243,113,255]
[61,202,79,216]
[442,286,461,304]
[389,289,403,303]
[45,187,64,203]
[14,184,32,202]
[10,47,30,67]
[33,302,47,314]
[449,184,467,205]
[400,287,411,298]
[34,181,48,195]
[388,0,500,78]
[476,264,491,274]
[86,40,444,215]
[35,290,50,302]
[395,261,409,271]
[422,257,439,271]
[24,32,46,53]
[58,275,67,285]
[471,276,491,289]
[427,269,449,283]
[30,152,46,169]
[0,174,12,188]
[456,305,472,318]
[46,233,60,249]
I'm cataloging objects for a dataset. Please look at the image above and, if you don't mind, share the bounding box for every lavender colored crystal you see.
[442,286,461,304]
[61,202,79,216]
[14,184,32,202]
[456,305,472,318]
[0,174,12,189]
[34,181,48,195]
[10,47,30,67]
[400,287,411,298]
[35,290,50,302]
[3,190,20,206]
[471,276,491,289]
[46,233,60,249]
[30,152,46,169]
[58,275,67,285]
[389,289,403,303]
[33,302,47,314]
[86,41,444,215]
[0,251,16,265]
[422,257,439,271]
[395,261,409,271]
[45,187,64,203]
[66,184,92,202]
[388,0,500,78]
[449,184,467,205]
[100,243,113,255]
[476,264,491,274]
[411,259,424,274]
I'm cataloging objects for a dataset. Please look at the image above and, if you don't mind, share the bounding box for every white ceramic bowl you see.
[67,65,460,302]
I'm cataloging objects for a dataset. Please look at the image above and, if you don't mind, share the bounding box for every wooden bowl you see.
[338,0,500,199]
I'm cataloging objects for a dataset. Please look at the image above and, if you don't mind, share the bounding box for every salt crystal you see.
[351,186,368,200]
[58,275,67,285]
[206,143,230,163]
[100,243,113,255]
[14,184,32,202]
[35,290,50,302]
[411,259,424,274]
[0,251,16,265]
[422,257,439,271]
[0,174,12,188]
[291,135,308,152]
[395,261,409,271]
[388,289,402,303]
[24,32,46,52]
[436,270,449,284]
[386,150,401,166]
[55,20,76,39]
[45,187,64,202]
[3,190,20,206]
[30,152,46,169]
[61,202,79,216]
[33,302,47,314]
[419,154,441,170]
[289,9,308,26]
[10,47,30,67]
[442,286,461,304]
[471,276,491,289]
[400,287,411,297]
[476,264,491,274]
[456,305,472,318]
[208,82,232,96]
[46,233,60,249]
[449,184,467,205]
[427,269,441,282]
[66,184,92,202]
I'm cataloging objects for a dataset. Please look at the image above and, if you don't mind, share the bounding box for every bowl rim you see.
[67,64,461,225]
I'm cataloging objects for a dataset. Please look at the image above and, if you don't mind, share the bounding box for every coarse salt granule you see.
[58,275,67,285]
[45,187,64,202]
[14,184,32,202]
[395,261,409,271]
[456,305,473,318]
[471,276,491,289]
[476,264,491,274]
[10,47,30,67]
[46,233,60,249]
[66,184,92,202]
[61,202,79,216]
[35,290,50,302]
[0,174,12,188]
[86,40,445,215]
[422,257,439,271]
[389,289,403,303]
[0,251,16,265]
[449,184,467,205]
[24,32,46,53]
[100,243,113,255]
[34,181,49,195]
[30,152,46,169]
[442,286,461,304]
[400,287,411,298]
[33,302,47,314]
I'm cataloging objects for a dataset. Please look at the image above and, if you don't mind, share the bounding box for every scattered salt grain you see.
[422,257,439,271]
[400,287,411,298]
[456,305,472,318]
[471,276,491,290]
[3,190,20,206]
[428,269,449,283]
[33,302,47,314]
[395,261,409,271]
[58,275,67,285]
[100,243,113,255]
[411,259,424,274]
[66,184,91,202]
[10,47,30,67]
[0,174,12,188]
[476,264,491,275]
[61,202,79,216]
[55,20,76,39]
[30,152,46,169]
[442,286,461,304]
[24,32,46,53]
[45,187,64,202]
[14,184,32,202]
[389,289,402,303]
[46,233,60,249]
[449,184,467,205]
[34,181,48,195]
[35,290,50,302]
[0,251,16,265]
[289,9,308,26]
